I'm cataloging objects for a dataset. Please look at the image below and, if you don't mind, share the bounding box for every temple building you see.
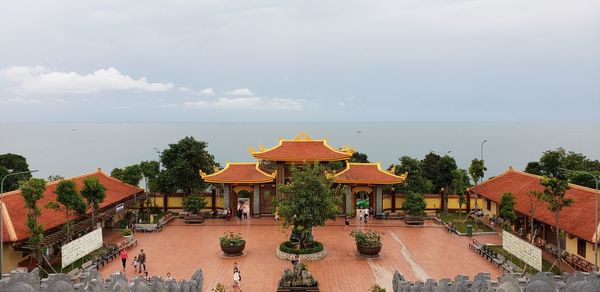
[200,132,407,217]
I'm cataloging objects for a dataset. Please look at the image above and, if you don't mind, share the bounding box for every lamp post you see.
[560,168,599,271]
[1,169,38,278]
[480,139,487,161]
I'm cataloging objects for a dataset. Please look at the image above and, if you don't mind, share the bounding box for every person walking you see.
[344,216,350,230]
[233,267,242,292]
[119,249,128,270]
[138,249,147,273]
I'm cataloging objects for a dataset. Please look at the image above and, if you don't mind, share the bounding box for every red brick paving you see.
[100,218,501,291]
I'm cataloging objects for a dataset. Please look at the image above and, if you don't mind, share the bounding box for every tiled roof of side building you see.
[333,163,408,185]
[1,169,144,242]
[250,132,352,162]
[470,166,600,243]
[200,162,276,184]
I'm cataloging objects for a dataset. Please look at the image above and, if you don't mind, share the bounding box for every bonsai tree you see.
[273,162,342,249]
[183,193,207,214]
[122,227,133,236]
[220,232,245,247]
[402,192,426,217]
[350,229,382,248]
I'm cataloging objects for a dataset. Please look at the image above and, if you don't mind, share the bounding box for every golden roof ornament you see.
[340,144,356,154]
[293,131,312,141]
[388,164,397,174]
[247,146,257,154]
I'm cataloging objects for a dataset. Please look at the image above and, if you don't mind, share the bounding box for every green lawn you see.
[488,245,560,275]
[437,211,494,233]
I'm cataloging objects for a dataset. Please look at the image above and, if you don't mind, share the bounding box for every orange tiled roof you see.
[1,169,144,242]
[250,132,352,162]
[333,163,408,185]
[200,162,276,184]
[470,167,600,243]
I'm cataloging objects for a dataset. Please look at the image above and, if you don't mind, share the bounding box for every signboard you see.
[116,203,125,213]
[61,228,103,268]
[502,230,542,271]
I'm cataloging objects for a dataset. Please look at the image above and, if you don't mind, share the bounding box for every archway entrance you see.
[354,189,373,220]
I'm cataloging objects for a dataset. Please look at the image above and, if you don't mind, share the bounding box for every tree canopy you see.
[349,152,369,163]
[540,176,573,253]
[80,177,106,225]
[449,169,470,215]
[499,192,517,223]
[525,148,600,188]
[19,178,47,261]
[140,160,160,192]
[111,164,143,186]
[0,153,32,192]
[274,162,342,248]
[46,180,86,240]
[402,192,427,216]
[393,156,433,194]
[159,136,217,195]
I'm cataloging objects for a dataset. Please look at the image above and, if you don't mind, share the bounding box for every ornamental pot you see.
[356,244,381,256]
[123,234,134,241]
[220,243,245,256]
[404,215,425,225]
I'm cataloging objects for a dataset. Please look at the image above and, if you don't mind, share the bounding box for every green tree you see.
[0,153,32,192]
[183,193,207,214]
[274,162,342,248]
[499,192,517,229]
[435,155,457,213]
[157,169,177,212]
[540,177,573,254]
[349,152,369,163]
[45,180,86,241]
[140,160,160,192]
[540,148,566,178]
[469,159,487,210]
[524,162,542,175]
[46,174,65,182]
[160,137,217,196]
[421,152,441,186]
[526,189,544,242]
[80,177,106,226]
[393,156,433,194]
[401,192,427,217]
[19,178,47,267]
[111,164,143,186]
[449,169,470,217]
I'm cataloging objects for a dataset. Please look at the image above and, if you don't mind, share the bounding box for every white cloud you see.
[0,97,42,104]
[0,66,173,94]
[225,88,254,96]
[199,88,215,96]
[184,96,304,110]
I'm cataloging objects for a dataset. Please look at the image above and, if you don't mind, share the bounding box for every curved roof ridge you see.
[480,166,600,193]
[200,162,276,183]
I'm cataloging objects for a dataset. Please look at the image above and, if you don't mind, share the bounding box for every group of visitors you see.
[119,248,148,274]
[357,207,374,223]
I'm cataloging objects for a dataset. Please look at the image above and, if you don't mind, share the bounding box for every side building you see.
[1,168,144,273]
[470,166,599,271]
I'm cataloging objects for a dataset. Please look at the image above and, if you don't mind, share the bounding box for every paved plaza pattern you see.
[100,218,501,291]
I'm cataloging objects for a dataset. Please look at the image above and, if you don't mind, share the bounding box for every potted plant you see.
[402,192,426,225]
[183,194,208,224]
[369,283,386,292]
[219,232,245,256]
[122,227,134,241]
[350,229,382,257]
[277,263,319,291]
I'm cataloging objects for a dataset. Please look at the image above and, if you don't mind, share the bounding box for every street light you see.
[560,168,599,271]
[480,139,487,161]
[1,169,38,278]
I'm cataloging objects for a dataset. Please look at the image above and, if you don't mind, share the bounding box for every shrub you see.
[219,232,245,246]
[212,283,228,292]
[279,241,324,254]
[350,229,382,248]
[369,283,386,292]
[122,228,132,236]
[402,192,426,216]
[183,193,207,214]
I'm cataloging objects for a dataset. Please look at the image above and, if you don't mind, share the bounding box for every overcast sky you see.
[0,0,598,122]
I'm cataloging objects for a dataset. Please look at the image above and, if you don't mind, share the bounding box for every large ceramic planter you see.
[276,284,320,292]
[356,244,381,257]
[220,243,245,256]
[123,234,134,241]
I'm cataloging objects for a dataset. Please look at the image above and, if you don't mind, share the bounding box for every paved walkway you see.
[100,218,501,291]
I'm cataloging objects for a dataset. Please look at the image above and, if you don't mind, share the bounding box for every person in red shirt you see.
[119,249,128,270]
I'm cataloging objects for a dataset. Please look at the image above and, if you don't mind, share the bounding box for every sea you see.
[0,122,599,181]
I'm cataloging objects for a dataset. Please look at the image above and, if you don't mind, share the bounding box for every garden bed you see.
[437,212,493,233]
[277,241,326,261]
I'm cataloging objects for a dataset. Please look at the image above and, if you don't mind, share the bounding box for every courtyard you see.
[100,218,501,291]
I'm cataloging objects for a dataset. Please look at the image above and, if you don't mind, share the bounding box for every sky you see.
[0,0,599,122]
